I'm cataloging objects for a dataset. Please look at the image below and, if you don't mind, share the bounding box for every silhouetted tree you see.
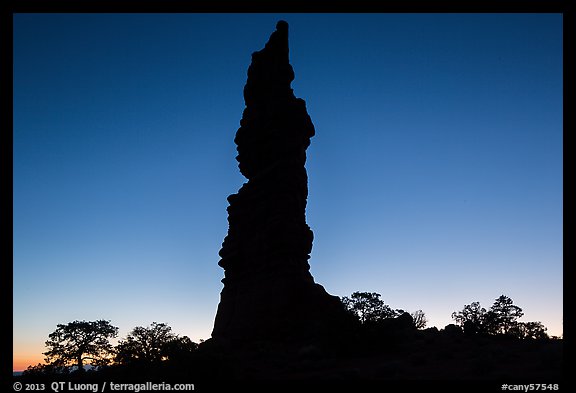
[114,322,195,365]
[43,320,118,373]
[23,363,70,376]
[411,310,428,329]
[508,321,549,340]
[162,335,199,362]
[452,296,536,337]
[443,323,463,336]
[341,292,399,324]
[451,301,487,334]
[485,295,524,335]
[524,322,549,339]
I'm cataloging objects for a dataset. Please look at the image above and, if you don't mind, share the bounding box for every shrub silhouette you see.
[114,322,197,365]
[452,301,487,334]
[452,295,548,339]
[411,310,428,329]
[341,292,401,324]
[508,321,549,339]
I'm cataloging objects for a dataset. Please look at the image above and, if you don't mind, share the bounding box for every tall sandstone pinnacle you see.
[212,21,351,345]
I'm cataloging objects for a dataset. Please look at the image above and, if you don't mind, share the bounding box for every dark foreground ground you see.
[233,333,562,381]
[15,329,562,391]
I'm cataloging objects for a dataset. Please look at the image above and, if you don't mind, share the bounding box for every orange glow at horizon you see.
[14,352,45,372]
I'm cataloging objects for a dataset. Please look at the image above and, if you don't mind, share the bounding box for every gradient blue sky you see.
[13,13,563,370]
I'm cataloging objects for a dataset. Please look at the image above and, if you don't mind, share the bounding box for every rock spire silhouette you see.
[212,21,350,345]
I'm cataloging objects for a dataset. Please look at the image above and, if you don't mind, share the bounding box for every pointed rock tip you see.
[276,20,289,32]
[262,20,289,55]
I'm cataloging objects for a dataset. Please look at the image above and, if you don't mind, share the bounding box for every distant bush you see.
[114,322,197,365]
[341,292,401,324]
[341,292,430,333]
[451,295,549,339]
[411,310,427,329]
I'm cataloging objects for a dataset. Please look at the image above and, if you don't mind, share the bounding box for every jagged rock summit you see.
[212,21,351,346]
